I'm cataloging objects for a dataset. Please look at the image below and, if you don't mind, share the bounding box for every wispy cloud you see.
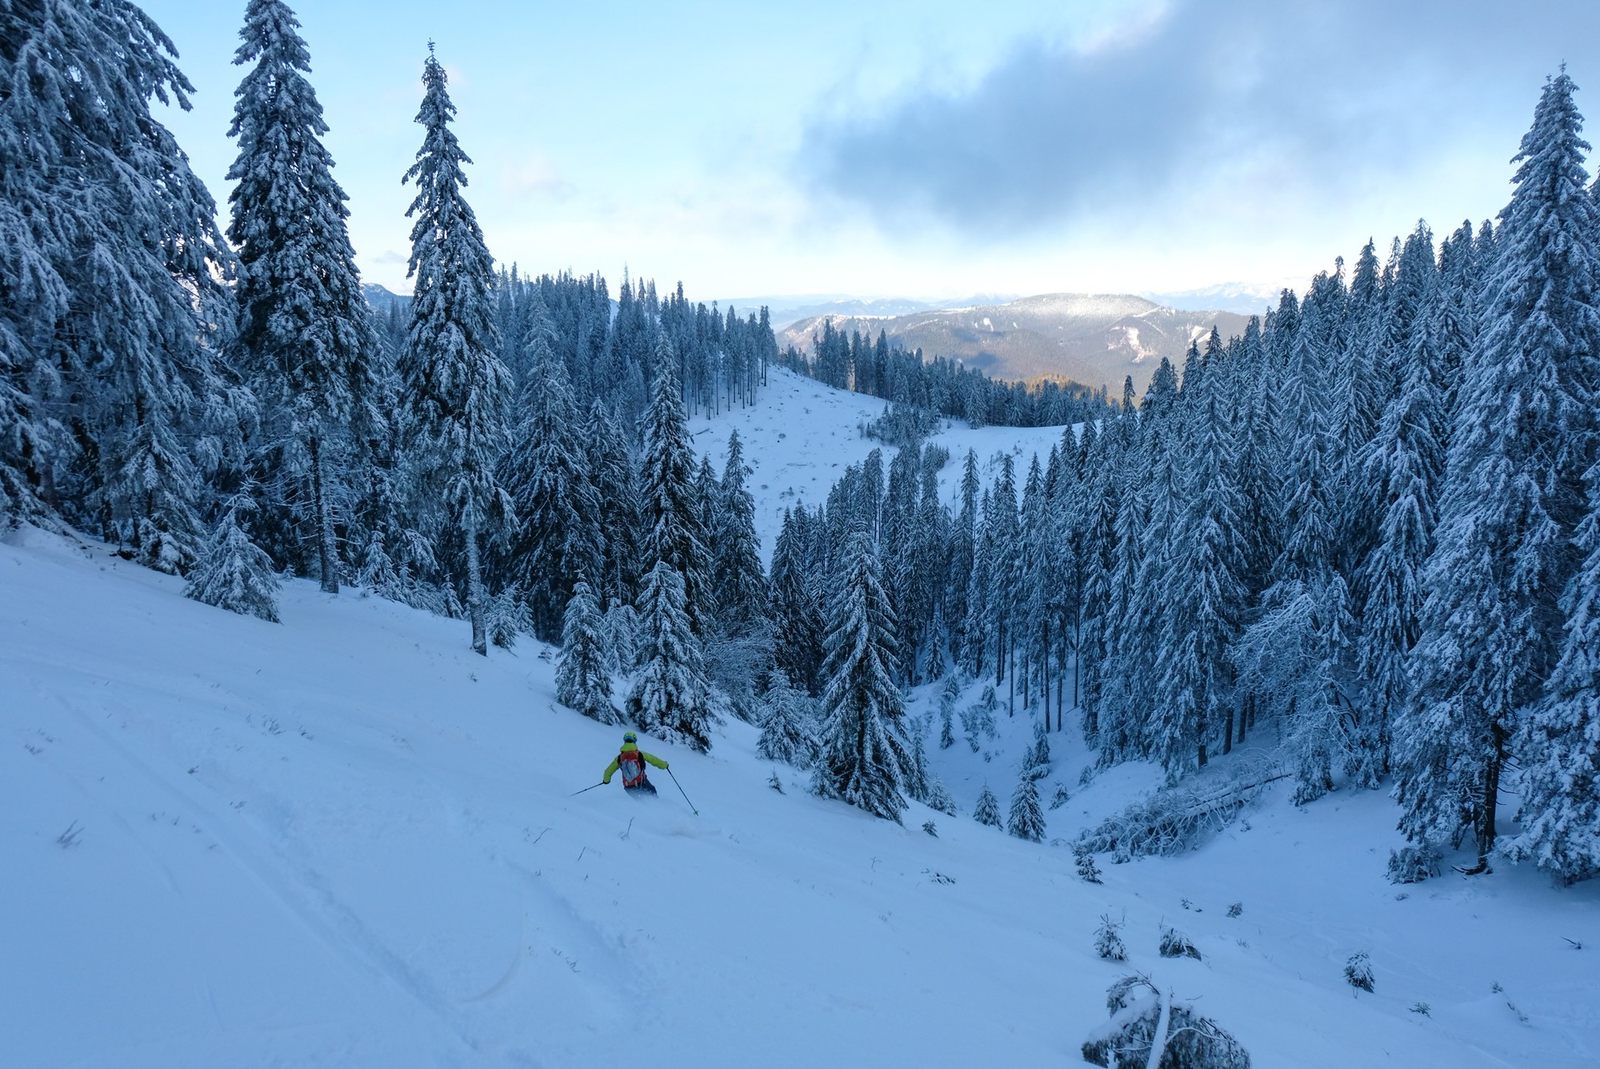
[800,0,1599,237]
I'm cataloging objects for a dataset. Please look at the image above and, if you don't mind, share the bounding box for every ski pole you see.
[570,782,606,797]
[667,768,699,815]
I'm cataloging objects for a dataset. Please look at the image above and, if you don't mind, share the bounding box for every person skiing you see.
[603,732,669,795]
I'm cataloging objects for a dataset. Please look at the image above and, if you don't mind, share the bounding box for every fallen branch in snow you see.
[1076,757,1290,861]
[1082,975,1250,1068]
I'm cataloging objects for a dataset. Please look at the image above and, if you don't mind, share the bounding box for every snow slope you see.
[689,367,1068,558]
[5,377,1598,1069]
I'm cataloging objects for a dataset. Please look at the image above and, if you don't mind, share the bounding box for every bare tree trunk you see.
[310,434,339,594]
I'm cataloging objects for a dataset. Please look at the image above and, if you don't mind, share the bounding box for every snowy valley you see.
[5,371,1597,1068]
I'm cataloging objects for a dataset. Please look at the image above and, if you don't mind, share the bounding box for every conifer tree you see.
[628,562,713,750]
[1007,769,1046,842]
[228,0,375,590]
[1,0,233,562]
[1354,247,1446,787]
[1503,459,1600,881]
[502,315,599,641]
[714,430,768,629]
[557,580,617,724]
[757,669,818,767]
[973,786,1002,827]
[771,509,826,693]
[1399,71,1600,865]
[938,674,960,749]
[581,398,641,612]
[638,348,714,638]
[398,46,513,655]
[813,534,911,822]
[185,493,280,623]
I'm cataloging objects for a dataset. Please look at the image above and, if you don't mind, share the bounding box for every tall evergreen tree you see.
[1398,71,1600,865]
[813,535,911,822]
[628,561,712,750]
[398,46,512,655]
[502,314,599,641]
[638,347,714,637]
[581,398,641,612]
[228,0,375,590]
[1,0,234,563]
[713,430,768,629]
[557,580,618,724]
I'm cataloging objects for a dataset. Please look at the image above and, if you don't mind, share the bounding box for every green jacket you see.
[603,742,668,784]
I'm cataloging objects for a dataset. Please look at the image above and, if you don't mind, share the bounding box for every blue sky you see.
[141,0,1598,303]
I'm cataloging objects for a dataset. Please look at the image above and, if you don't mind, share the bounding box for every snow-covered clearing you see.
[689,367,1068,558]
[4,375,1596,1068]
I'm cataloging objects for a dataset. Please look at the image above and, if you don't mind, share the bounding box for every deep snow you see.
[4,373,1598,1068]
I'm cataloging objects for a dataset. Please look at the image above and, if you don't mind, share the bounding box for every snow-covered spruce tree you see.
[638,347,714,639]
[185,493,280,622]
[228,0,376,589]
[628,562,713,750]
[1007,767,1046,842]
[757,668,818,767]
[961,683,998,751]
[397,47,513,656]
[581,398,641,614]
[714,430,768,629]
[501,310,600,641]
[812,534,911,822]
[1153,389,1246,778]
[770,508,826,693]
[1,0,233,562]
[1025,717,1052,779]
[1503,459,1600,881]
[905,716,932,803]
[1353,229,1446,789]
[557,580,618,724]
[938,673,959,749]
[973,786,1002,827]
[1397,72,1600,867]
[1238,272,1356,804]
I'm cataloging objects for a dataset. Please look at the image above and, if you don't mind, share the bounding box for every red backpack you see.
[618,749,646,787]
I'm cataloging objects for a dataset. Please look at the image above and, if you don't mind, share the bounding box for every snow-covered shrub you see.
[1226,902,1243,918]
[1082,975,1250,1068]
[1410,1002,1431,1017]
[1076,757,1283,861]
[1345,952,1374,992]
[767,770,784,794]
[973,786,1002,827]
[1386,844,1442,884]
[922,820,938,837]
[927,780,959,817]
[1075,846,1104,884]
[1095,915,1127,961]
[1159,927,1201,960]
[1049,782,1071,810]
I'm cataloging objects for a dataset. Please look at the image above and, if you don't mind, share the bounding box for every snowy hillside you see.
[689,367,1068,558]
[6,372,1598,1068]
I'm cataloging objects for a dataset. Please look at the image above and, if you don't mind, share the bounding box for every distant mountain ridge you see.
[779,292,1252,391]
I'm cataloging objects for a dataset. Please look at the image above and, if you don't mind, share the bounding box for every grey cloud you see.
[801,0,1600,234]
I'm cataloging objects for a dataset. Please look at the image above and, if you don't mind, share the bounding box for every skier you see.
[603,731,669,795]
